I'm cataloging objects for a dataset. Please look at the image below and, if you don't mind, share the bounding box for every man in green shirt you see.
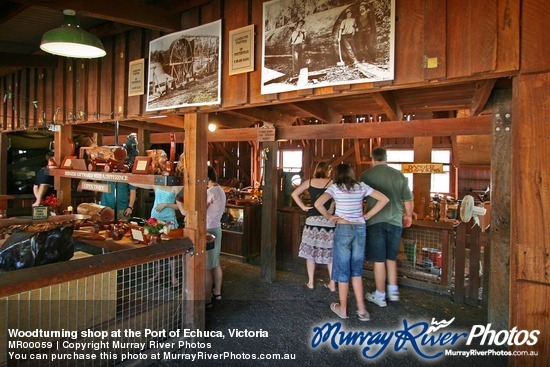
[100,182,137,220]
[360,147,414,307]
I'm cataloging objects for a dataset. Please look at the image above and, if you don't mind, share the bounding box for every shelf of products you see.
[49,169,181,186]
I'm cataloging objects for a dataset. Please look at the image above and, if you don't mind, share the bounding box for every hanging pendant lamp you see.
[40,9,106,58]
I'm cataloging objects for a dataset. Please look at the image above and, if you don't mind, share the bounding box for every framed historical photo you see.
[229,24,255,75]
[60,156,78,169]
[261,0,395,94]
[146,20,222,111]
[132,157,152,174]
[128,58,145,96]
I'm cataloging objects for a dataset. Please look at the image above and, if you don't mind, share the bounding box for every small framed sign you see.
[258,127,276,142]
[60,156,78,169]
[132,157,152,174]
[229,24,255,75]
[32,206,49,220]
[128,58,145,96]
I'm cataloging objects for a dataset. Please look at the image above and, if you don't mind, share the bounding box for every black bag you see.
[206,233,216,251]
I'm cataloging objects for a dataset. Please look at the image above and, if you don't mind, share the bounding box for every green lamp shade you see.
[40,11,106,58]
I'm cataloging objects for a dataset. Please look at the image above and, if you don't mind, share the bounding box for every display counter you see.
[220,203,261,261]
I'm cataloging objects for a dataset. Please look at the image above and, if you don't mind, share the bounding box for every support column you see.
[261,141,278,282]
[0,133,7,195]
[488,89,511,331]
[183,113,208,330]
[413,136,432,213]
[54,125,73,209]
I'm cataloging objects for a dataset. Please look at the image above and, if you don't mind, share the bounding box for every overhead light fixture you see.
[40,9,106,58]
[208,123,217,132]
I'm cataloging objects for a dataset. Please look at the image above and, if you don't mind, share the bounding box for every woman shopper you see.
[315,163,389,321]
[291,161,336,291]
[206,166,226,307]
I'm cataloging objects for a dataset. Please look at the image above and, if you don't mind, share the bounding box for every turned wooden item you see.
[86,146,129,173]
[146,149,168,175]
[76,203,114,223]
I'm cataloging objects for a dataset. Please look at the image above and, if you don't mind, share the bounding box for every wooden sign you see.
[80,181,111,193]
[32,206,49,220]
[258,128,276,142]
[402,163,444,174]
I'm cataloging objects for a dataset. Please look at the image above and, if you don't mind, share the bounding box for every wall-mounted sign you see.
[32,206,49,220]
[229,24,255,75]
[79,181,111,193]
[128,58,145,97]
[402,163,444,174]
[258,127,276,141]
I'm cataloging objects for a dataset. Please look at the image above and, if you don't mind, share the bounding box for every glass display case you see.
[220,204,261,261]
[221,206,244,233]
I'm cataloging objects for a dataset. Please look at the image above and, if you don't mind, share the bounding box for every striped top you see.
[324,182,374,223]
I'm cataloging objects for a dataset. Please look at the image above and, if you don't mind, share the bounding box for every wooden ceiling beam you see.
[140,115,185,130]
[0,52,57,68]
[371,91,402,121]
[289,100,342,124]
[11,0,180,32]
[119,120,182,133]
[210,112,257,129]
[470,79,497,116]
[277,116,491,140]
[0,1,28,22]
[227,107,296,126]
[205,116,491,142]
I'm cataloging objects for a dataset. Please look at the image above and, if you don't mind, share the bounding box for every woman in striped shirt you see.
[315,163,389,321]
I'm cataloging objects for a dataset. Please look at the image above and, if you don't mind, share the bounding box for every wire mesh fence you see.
[1,245,191,367]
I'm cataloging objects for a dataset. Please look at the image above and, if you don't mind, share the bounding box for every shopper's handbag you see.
[206,233,216,251]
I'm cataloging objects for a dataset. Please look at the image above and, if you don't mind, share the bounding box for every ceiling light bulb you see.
[208,123,217,132]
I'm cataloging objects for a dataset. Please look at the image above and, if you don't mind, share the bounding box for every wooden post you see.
[261,140,278,282]
[135,128,148,218]
[510,72,550,364]
[54,125,73,209]
[183,113,208,330]
[488,88,511,331]
[413,136,432,213]
[0,133,7,195]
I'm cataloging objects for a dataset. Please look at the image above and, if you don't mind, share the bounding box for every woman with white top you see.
[206,166,226,307]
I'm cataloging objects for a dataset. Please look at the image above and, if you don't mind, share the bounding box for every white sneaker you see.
[366,292,387,307]
[388,292,400,302]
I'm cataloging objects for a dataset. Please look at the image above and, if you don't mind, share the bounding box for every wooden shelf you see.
[49,169,181,186]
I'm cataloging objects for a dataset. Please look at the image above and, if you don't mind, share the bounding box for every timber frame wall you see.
[0,1,548,365]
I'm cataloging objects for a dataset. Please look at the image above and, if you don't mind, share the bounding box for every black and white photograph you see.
[262,0,395,94]
[146,20,222,111]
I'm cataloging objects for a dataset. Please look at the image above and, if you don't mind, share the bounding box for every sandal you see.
[330,302,348,319]
[356,310,370,322]
[212,292,222,301]
[324,284,337,293]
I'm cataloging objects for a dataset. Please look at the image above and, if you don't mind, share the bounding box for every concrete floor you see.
[155,257,508,367]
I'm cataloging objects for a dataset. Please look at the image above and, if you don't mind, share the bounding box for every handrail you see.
[0,238,193,298]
